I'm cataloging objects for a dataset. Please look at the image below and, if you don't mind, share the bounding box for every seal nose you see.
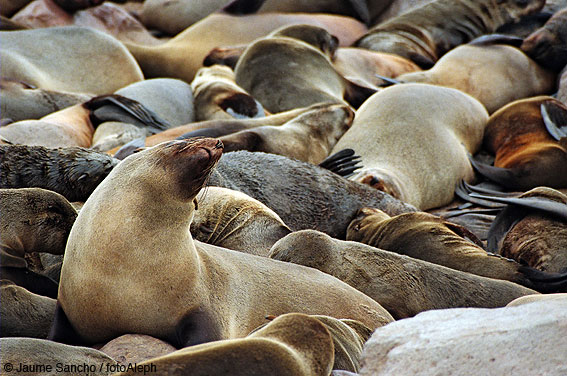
[215,140,224,149]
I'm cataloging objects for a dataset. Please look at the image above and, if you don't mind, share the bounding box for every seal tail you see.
[519,266,567,293]
[85,94,171,134]
[319,149,362,177]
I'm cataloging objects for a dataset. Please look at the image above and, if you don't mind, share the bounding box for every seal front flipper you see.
[85,95,171,134]
[113,137,147,160]
[318,148,362,177]
[519,266,567,293]
[468,155,524,190]
[48,302,87,346]
[468,34,524,47]
[541,101,567,141]
[454,179,507,208]
[468,193,567,221]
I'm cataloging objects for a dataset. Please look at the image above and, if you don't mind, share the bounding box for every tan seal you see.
[346,207,557,290]
[219,103,354,164]
[1,26,143,95]
[52,138,393,347]
[191,186,291,257]
[269,229,538,320]
[114,313,335,376]
[396,44,556,113]
[355,0,545,67]
[331,83,489,210]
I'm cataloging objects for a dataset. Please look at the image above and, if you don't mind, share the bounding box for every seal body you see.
[269,230,538,320]
[522,7,567,71]
[331,83,488,210]
[396,44,556,113]
[55,139,393,347]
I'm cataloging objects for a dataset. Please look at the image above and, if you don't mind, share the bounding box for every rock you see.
[99,334,176,365]
[360,297,567,375]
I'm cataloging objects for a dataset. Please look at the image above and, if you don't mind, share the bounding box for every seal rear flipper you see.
[468,193,567,221]
[85,94,170,134]
[218,131,262,153]
[519,266,567,293]
[113,137,147,160]
[454,179,507,208]
[318,148,362,177]
[468,34,524,47]
[48,302,88,345]
[541,101,567,141]
[468,155,526,190]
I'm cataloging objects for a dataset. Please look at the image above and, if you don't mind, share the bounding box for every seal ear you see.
[218,130,263,153]
[541,101,567,141]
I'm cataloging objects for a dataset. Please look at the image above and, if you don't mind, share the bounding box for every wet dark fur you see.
[208,151,417,238]
[0,145,119,202]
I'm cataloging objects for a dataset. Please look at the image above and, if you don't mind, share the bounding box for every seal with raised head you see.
[355,0,545,68]
[395,43,556,113]
[269,229,538,320]
[51,138,393,347]
[331,83,489,210]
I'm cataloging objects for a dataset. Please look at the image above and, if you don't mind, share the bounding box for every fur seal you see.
[52,138,393,347]
[355,0,545,68]
[1,26,143,95]
[113,313,335,376]
[0,78,91,122]
[484,187,567,274]
[234,25,374,112]
[207,150,417,238]
[521,7,567,71]
[0,144,118,202]
[126,13,367,83]
[331,83,489,210]
[559,66,567,105]
[1,279,56,338]
[191,65,265,121]
[0,94,169,148]
[191,187,291,256]
[0,188,77,298]
[472,96,567,190]
[346,207,561,290]
[269,230,538,320]
[218,103,354,164]
[395,44,556,113]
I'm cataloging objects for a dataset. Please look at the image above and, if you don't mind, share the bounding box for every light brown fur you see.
[57,138,393,346]
[331,83,488,210]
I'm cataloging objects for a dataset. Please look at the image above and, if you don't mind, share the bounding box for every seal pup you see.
[52,138,393,347]
[234,25,374,112]
[355,0,545,68]
[208,150,417,238]
[395,44,556,113]
[125,13,367,83]
[0,144,118,202]
[346,207,560,290]
[1,26,143,95]
[269,230,538,320]
[522,7,567,71]
[191,65,265,121]
[0,188,77,298]
[218,103,354,164]
[191,187,291,257]
[472,96,567,190]
[113,313,335,376]
[1,279,56,338]
[0,78,91,122]
[331,83,489,210]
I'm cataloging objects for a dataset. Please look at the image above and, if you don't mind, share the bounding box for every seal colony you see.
[4,0,567,372]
